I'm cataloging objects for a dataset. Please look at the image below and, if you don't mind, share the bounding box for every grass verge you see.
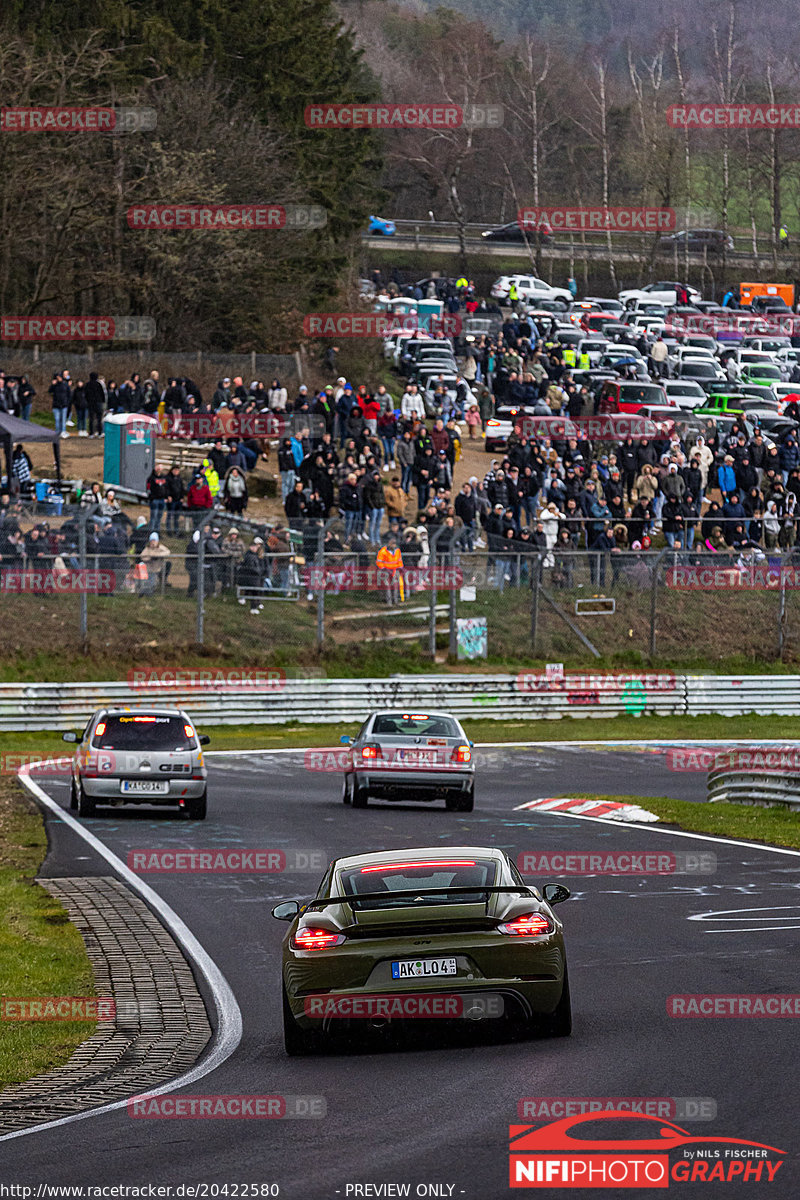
[0,711,794,760]
[567,794,800,852]
[0,780,97,1088]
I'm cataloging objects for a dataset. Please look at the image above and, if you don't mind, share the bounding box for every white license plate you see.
[391,957,457,980]
[397,750,439,765]
[120,780,170,794]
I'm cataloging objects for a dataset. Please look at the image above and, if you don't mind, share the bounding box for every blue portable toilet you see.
[103,413,160,494]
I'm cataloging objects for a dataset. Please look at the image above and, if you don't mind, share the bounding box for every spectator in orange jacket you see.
[376,537,403,604]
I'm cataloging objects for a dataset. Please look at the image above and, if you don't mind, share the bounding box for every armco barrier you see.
[0,674,689,732]
[708,768,800,811]
[686,675,800,717]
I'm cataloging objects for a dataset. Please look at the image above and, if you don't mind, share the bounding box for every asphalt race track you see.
[2,744,798,1198]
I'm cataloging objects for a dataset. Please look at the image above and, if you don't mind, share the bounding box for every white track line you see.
[1,770,243,1143]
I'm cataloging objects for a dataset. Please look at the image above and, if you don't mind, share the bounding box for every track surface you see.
[2,745,798,1198]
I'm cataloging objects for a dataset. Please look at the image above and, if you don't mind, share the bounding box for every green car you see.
[695,392,745,417]
[273,845,571,1054]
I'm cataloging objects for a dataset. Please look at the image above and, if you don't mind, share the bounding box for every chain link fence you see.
[1,506,797,669]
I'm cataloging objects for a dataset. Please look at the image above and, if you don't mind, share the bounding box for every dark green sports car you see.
[273,845,571,1054]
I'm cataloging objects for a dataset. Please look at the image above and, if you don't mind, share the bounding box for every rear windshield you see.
[92,714,196,751]
[371,713,460,738]
[338,857,498,907]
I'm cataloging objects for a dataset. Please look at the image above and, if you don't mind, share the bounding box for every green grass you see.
[0,782,97,1088]
[568,793,800,853]
[2,711,796,760]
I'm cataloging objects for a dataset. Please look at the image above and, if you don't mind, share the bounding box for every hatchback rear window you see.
[371,714,460,737]
[92,715,196,751]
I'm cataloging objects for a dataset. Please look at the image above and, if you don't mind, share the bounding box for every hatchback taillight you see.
[497,912,553,937]
[292,927,347,951]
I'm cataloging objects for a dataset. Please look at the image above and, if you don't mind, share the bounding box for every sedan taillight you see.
[452,745,472,763]
[292,928,347,951]
[361,744,381,760]
[497,912,553,937]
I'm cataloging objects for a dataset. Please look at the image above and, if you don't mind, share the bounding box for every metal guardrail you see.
[686,675,800,716]
[0,672,795,732]
[708,768,800,810]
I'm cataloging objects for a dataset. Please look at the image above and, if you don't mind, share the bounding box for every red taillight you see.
[361,744,381,760]
[497,912,553,937]
[452,745,471,763]
[184,723,195,739]
[94,722,106,738]
[292,927,347,951]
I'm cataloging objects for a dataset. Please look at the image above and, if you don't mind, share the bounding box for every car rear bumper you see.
[79,775,206,802]
[354,768,473,799]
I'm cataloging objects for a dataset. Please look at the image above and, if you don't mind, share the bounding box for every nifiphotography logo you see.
[508,1111,785,1188]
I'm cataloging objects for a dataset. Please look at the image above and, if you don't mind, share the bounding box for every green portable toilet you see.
[103,413,160,494]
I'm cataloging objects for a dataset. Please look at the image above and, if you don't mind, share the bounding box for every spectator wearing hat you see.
[718,455,738,502]
[238,539,266,612]
[140,530,171,590]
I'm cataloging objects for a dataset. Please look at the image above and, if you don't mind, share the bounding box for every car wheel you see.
[282,984,321,1056]
[69,779,78,810]
[542,964,572,1038]
[447,785,474,813]
[77,784,95,818]
[352,780,369,808]
[342,775,352,805]
[187,790,207,821]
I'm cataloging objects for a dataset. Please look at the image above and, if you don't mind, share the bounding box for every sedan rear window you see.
[371,714,460,737]
[92,715,196,751]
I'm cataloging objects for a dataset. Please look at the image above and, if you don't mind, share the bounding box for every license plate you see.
[391,957,457,979]
[120,780,169,794]
[397,749,439,765]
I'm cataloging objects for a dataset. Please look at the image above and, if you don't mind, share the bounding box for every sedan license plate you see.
[391,957,457,980]
[397,749,439,765]
[120,780,170,794]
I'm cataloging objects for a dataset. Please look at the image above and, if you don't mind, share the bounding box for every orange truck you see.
[738,281,795,307]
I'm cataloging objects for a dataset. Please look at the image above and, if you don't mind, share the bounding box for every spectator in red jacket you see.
[357,386,381,434]
[187,470,213,509]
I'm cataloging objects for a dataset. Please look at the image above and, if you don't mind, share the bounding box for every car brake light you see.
[497,912,553,936]
[361,859,476,872]
[361,744,381,760]
[452,745,472,763]
[292,928,346,950]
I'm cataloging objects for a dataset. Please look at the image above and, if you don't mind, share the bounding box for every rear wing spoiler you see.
[303,885,536,913]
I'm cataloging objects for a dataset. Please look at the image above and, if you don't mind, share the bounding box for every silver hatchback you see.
[64,707,209,819]
[341,710,475,811]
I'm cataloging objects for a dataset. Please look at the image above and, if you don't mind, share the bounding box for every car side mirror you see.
[272,901,300,921]
[62,731,78,743]
[543,883,571,906]
[340,734,354,745]
[199,734,211,745]
[468,740,474,748]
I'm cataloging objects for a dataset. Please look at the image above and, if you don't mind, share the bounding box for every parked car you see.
[491,275,572,304]
[618,282,701,309]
